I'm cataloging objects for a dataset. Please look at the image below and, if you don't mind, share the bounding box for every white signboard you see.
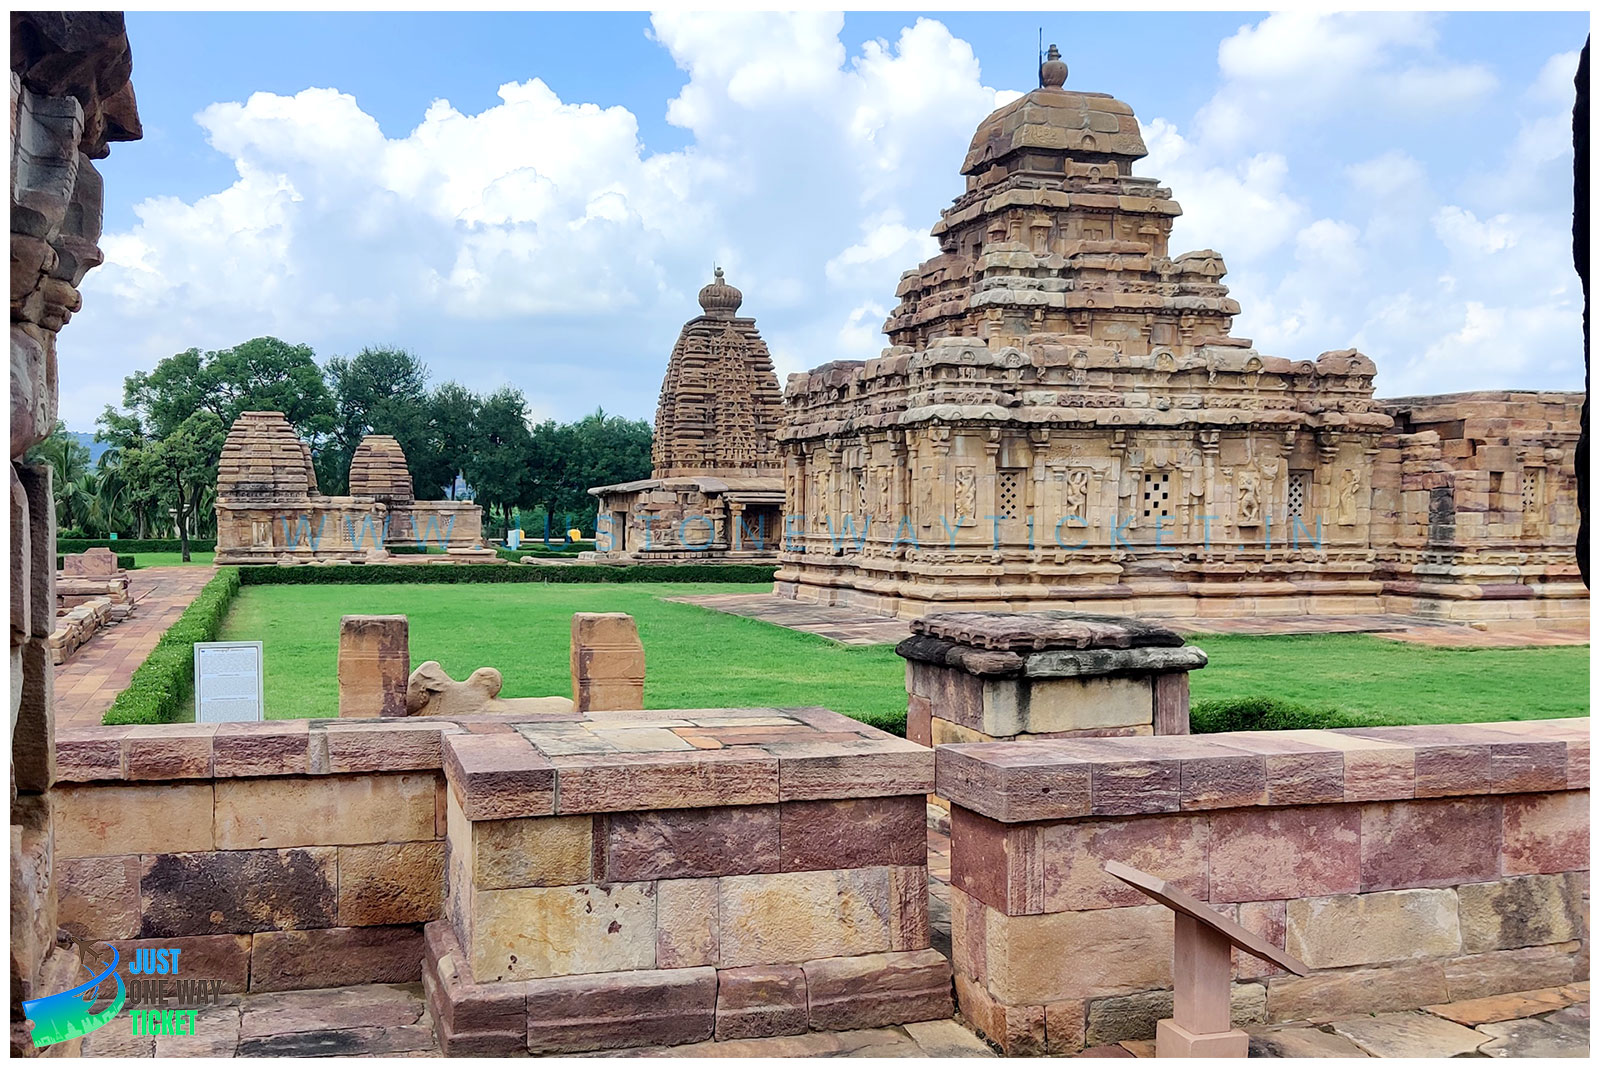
[193,641,264,723]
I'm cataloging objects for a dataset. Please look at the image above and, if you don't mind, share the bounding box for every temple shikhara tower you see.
[589,269,786,560]
[776,46,1585,624]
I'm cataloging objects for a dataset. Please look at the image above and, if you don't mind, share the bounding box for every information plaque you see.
[193,641,264,723]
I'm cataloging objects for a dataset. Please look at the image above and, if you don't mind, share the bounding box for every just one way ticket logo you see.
[22,932,226,1048]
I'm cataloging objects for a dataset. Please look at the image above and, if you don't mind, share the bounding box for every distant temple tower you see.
[589,270,786,559]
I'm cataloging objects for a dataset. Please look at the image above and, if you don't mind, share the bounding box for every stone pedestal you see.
[897,611,1206,746]
[337,615,410,718]
[428,706,949,1054]
[570,613,646,713]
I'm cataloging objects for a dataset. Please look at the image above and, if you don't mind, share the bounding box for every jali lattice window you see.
[1522,469,1543,515]
[1140,471,1171,521]
[1287,471,1310,520]
[998,471,1020,519]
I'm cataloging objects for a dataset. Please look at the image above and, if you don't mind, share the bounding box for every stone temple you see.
[589,269,787,560]
[213,411,487,564]
[775,47,1585,626]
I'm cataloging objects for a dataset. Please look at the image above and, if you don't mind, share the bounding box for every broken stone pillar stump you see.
[337,614,410,718]
[897,611,1206,746]
[428,706,948,1054]
[570,612,645,713]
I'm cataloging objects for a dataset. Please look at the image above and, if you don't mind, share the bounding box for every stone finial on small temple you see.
[1040,43,1067,88]
[697,266,743,318]
[570,612,646,712]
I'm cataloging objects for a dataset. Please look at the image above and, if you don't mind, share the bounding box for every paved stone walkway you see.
[54,565,216,728]
[669,593,1588,650]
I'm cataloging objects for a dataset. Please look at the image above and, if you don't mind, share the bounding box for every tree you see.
[427,382,480,500]
[198,336,334,440]
[323,346,432,495]
[117,411,225,560]
[24,423,95,534]
[522,408,652,535]
[464,387,534,532]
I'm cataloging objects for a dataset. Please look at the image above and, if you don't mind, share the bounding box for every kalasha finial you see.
[698,266,743,318]
[1040,43,1067,89]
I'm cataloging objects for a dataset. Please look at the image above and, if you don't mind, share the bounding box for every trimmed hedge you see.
[58,537,217,554]
[102,567,242,726]
[238,562,778,586]
[57,554,134,571]
[1189,695,1381,734]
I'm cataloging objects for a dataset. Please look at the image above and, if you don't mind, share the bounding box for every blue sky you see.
[69,11,1589,432]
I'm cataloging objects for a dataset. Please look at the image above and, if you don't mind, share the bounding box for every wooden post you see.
[1106,860,1308,1058]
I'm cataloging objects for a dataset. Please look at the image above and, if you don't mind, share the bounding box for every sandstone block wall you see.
[936,718,1590,1054]
[429,707,950,1055]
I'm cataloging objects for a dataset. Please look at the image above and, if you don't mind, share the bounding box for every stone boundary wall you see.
[935,718,1590,1054]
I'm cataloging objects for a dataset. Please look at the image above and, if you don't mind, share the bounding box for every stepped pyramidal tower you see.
[775,45,1584,624]
[589,270,787,559]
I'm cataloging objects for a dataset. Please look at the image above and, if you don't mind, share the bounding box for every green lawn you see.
[215,583,907,728]
[213,583,1589,729]
[131,551,215,568]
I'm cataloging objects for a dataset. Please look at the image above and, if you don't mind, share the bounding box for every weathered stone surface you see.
[954,972,1046,1055]
[1040,813,1208,912]
[1328,1011,1488,1058]
[123,723,215,779]
[571,611,646,713]
[53,726,125,781]
[1458,874,1585,954]
[338,614,410,718]
[56,854,139,939]
[1285,888,1461,969]
[1502,790,1589,875]
[1475,1016,1593,1058]
[214,773,438,849]
[936,744,1093,822]
[777,794,925,872]
[213,720,311,777]
[238,982,423,1039]
[1208,804,1360,902]
[249,925,424,992]
[1443,943,1583,1001]
[552,749,780,813]
[444,733,555,819]
[55,782,215,858]
[775,738,933,802]
[656,877,719,968]
[337,841,444,926]
[323,720,445,773]
[109,934,252,992]
[1235,899,1289,980]
[1424,985,1579,1026]
[1360,795,1501,891]
[607,804,778,880]
[470,813,592,889]
[524,966,717,1053]
[985,903,1171,1004]
[714,965,808,1040]
[1084,982,1266,1045]
[902,1019,999,1057]
[470,881,657,981]
[1266,960,1450,1022]
[801,948,952,1031]
[1246,1024,1371,1057]
[889,864,932,951]
[950,807,1042,914]
[139,847,337,937]
[717,868,892,966]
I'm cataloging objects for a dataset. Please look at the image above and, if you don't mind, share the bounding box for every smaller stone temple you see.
[588,269,786,560]
[213,411,488,564]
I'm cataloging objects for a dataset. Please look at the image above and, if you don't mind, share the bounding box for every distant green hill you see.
[67,431,111,466]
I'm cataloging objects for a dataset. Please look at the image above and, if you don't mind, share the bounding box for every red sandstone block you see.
[443,734,554,820]
[553,749,779,813]
[58,855,140,940]
[1208,805,1360,902]
[802,949,952,1031]
[775,739,933,802]
[936,744,1093,823]
[324,721,448,773]
[213,720,311,777]
[55,727,125,781]
[1359,796,1502,891]
[1503,791,1590,875]
[778,794,926,872]
[1044,998,1089,1055]
[1487,740,1569,793]
[954,973,1046,1055]
[889,865,932,952]
[421,921,526,1034]
[123,724,215,780]
[907,694,933,748]
[1208,734,1345,805]
[604,804,779,880]
[524,967,717,1053]
[1092,759,1181,815]
[1235,900,1288,980]
[109,934,251,993]
[1414,744,1493,797]
[1179,754,1268,810]
[249,925,424,992]
[950,807,1042,915]
[1039,813,1209,912]
[715,965,808,1040]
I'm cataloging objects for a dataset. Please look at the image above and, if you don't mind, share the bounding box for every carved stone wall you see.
[776,50,1586,626]
[10,11,141,1055]
[591,271,785,561]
